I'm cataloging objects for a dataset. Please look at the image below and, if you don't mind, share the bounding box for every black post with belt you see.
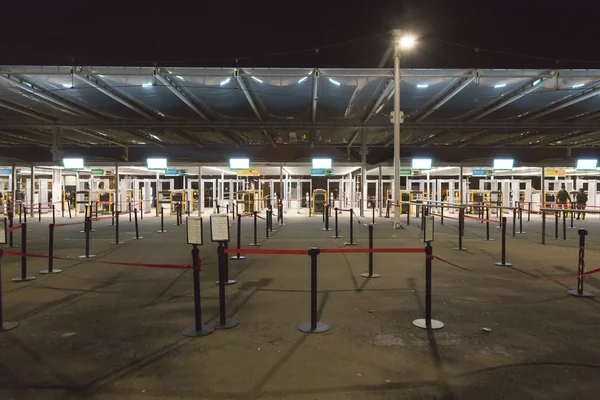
[0,248,19,331]
[322,205,331,231]
[567,229,593,298]
[332,208,342,238]
[249,211,261,246]
[209,242,239,330]
[158,207,167,233]
[231,213,245,260]
[485,206,493,241]
[181,245,215,337]
[298,247,329,333]
[133,208,143,239]
[40,223,61,274]
[495,217,512,267]
[361,224,380,278]
[344,210,357,246]
[454,208,467,251]
[12,223,36,282]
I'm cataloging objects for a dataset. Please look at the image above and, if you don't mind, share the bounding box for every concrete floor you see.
[1,208,599,400]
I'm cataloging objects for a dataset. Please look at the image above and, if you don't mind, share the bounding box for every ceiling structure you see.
[1,66,600,165]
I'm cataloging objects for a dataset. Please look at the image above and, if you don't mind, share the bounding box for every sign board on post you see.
[91,169,104,176]
[186,217,203,245]
[472,169,487,176]
[210,214,230,242]
[399,169,412,176]
[311,169,334,176]
[0,168,11,175]
[424,215,434,243]
[165,169,179,175]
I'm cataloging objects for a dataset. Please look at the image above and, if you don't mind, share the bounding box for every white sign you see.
[424,215,434,243]
[0,217,6,244]
[210,214,230,242]
[312,158,332,169]
[186,217,203,245]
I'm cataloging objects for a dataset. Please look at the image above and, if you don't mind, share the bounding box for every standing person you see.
[575,188,588,220]
[555,184,571,215]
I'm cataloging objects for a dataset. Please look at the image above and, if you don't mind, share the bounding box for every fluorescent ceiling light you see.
[572,83,585,88]
[577,159,597,170]
[312,158,332,169]
[230,158,250,170]
[150,134,164,142]
[416,84,429,88]
[141,82,153,87]
[177,76,184,80]
[533,79,541,86]
[328,78,341,86]
[494,84,506,88]
[157,112,165,117]
[493,159,514,170]
[206,166,236,175]
[63,158,84,170]
[412,158,432,170]
[298,76,308,83]
[220,77,231,86]
[251,76,263,83]
[147,158,167,170]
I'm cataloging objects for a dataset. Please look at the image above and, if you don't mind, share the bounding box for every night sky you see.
[2,1,600,69]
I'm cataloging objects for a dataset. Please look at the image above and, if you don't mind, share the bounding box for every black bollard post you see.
[249,211,261,246]
[23,205,26,224]
[332,208,342,238]
[485,206,493,241]
[554,211,559,240]
[158,207,167,233]
[495,217,512,267]
[562,209,567,240]
[441,204,444,225]
[133,208,143,239]
[279,203,284,225]
[385,200,390,218]
[52,205,55,225]
[454,208,468,251]
[231,213,245,260]
[12,223,36,282]
[38,202,41,222]
[413,242,444,330]
[182,245,215,337]
[527,202,531,222]
[216,200,220,214]
[187,200,190,217]
[209,242,239,330]
[129,202,132,222]
[95,201,98,219]
[309,196,312,217]
[407,202,410,226]
[111,208,121,245]
[542,211,546,245]
[299,247,329,333]
[322,204,325,222]
[111,203,115,226]
[140,200,143,220]
[361,224,380,278]
[512,207,516,237]
[372,204,376,225]
[0,249,19,331]
[78,217,96,259]
[265,210,269,239]
[569,203,576,229]
[68,202,72,219]
[344,210,357,246]
[40,223,62,274]
[61,198,65,218]
[8,211,14,248]
[322,205,331,231]
[567,229,593,298]
[222,241,236,284]
[517,205,525,234]
[269,207,275,233]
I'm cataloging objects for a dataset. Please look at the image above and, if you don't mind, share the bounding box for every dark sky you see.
[3,0,600,69]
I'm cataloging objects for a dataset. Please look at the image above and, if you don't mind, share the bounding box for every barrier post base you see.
[40,269,62,275]
[360,272,381,278]
[516,232,527,234]
[110,242,123,245]
[484,238,495,241]
[344,242,357,246]
[453,247,468,251]
[322,228,332,231]
[230,255,246,260]
[298,322,329,333]
[1,322,19,332]
[12,276,36,282]
[157,230,167,233]
[132,237,144,240]
[209,317,239,330]
[495,261,513,267]
[567,289,593,298]
[216,280,237,285]
[332,235,342,239]
[412,319,444,330]
[78,255,96,259]
[248,242,262,247]
[181,325,215,337]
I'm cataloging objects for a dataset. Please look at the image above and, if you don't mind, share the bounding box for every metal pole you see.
[210,242,239,329]
[512,207,516,237]
[567,229,592,298]
[8,211,13,247]
[361,224,380,278]
[485,206,493,241]
[495,217,512,267]
[181,245,215,337]
[323,205,331,231]
[30,164,34,218]
[38,202,41,222]
[0,248,19,331]
[40,223,61,274]
[459,166,463,206]
[13,222,36,282]
[333,208,341,238]
[555,212,559,240]
[392,33,401,230]
[158,207,166,233]
[360,129,366,218]
[250,211,261,246]
[231,213,244,260]
[299,248,329,333]
[425,242,432,326]
[345,210,356,245]
[562,210,567,240]
[542,211,546,244]
[133,208,142,239]
[378,165,383,217]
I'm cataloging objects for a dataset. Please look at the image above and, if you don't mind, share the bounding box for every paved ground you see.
[1,208,599,400]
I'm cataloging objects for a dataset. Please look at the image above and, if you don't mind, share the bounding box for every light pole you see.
[392,30,415,229]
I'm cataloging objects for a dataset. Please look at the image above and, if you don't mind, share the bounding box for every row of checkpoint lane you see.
[1,201,598,337]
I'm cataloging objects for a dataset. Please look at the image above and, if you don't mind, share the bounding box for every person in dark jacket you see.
[575,188,588,220]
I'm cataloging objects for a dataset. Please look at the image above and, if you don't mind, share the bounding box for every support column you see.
[459,166,464,205]
[541,167,545,206]
[198,165,202,216]
[30,164,35,217]
[52,169,62,205]
[360,129,367,217]
[279,165,283,212]
[115,163,120,215]
[378,165,383,217]
[11,163,16,204]
[392,33,402,229]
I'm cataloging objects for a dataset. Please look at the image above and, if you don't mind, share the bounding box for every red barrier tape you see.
[434,255,600,282]
[463,214,498,224]
[7,225,22,233]
[55,221,85,227]
[1,250,198,271]
[224,247,424,255]
[430,213,460,221]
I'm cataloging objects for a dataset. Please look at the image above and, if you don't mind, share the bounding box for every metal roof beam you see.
[532,130,599,148]
[70,129,129,147]
[155,70,211,121]
[263,130,277,147]
[236,70,264,123]
[363,78,393,124]
[173,129,203,147]
[461,70,556,121]
[413,71,476,122]
[347,130,360,148]
[218,131,240,147]
[526,84,600,120]
[0,100,56,122]
[0,72,99,118]
[312,70,319,123]
[124,129,165,147]
[1,130,50,146]
[74,69,158,120]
